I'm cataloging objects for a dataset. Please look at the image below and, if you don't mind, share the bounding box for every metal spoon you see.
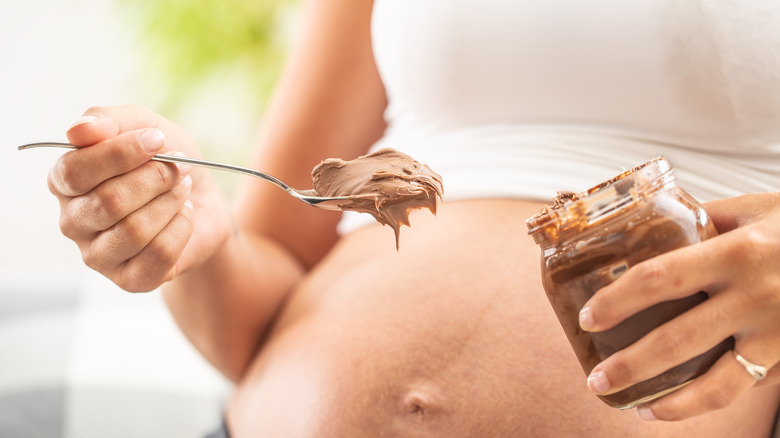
[18,142,359,211]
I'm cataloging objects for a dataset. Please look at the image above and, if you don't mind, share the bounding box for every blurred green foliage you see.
[121,0,296,117]
[117,0,298,194]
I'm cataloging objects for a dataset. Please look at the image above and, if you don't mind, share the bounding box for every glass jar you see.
[525,157,733,409]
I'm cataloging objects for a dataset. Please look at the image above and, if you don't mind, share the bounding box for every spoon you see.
[18,142,360,211]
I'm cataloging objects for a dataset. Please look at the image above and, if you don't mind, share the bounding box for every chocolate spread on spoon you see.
[311,148,443,248]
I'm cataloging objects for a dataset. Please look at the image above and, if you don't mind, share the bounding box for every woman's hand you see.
[578,192,780,421]
[49,105,233,292]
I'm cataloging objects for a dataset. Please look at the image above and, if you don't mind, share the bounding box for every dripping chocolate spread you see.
[311,148,444,248]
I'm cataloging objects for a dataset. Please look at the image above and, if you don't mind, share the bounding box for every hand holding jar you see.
[580,190,780,421]
[528,157,780,423]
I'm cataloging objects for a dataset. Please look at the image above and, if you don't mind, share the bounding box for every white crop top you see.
[339,0,780,234]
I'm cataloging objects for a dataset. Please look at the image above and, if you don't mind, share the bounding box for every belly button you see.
[403,389,440,418]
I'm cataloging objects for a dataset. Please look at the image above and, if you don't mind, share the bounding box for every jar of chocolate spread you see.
[525,157,733,409]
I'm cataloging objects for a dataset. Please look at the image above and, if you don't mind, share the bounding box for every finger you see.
[756,364,780,388]
[703,192,780,233]
[637,336,779,421]
[579,236,733,333]
[635,350,754,421]
[81,175,193,273]
[49,128,166,198]
[111,201,195,293]
[59,158,190,239]
[66,104,165,146]
[585,289,741,395]
[587,285,780,400]
[731,330,780,384]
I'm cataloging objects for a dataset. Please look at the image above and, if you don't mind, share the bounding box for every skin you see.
[47,0,779,435]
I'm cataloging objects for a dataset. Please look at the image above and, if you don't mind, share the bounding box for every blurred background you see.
[1,0,297,436]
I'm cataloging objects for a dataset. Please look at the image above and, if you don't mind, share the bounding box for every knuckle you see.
[51,157,82,196]
[117,264,162,293]
[58,198,92,239]
[151,162,176,188]
[150,237,180,267]
[113,263,148,292]
[765,277,780,306]
[700,381,738,411]
[653,329,688,362]
[59,215,78,239]
[95,188,127,220]
[708,302,737,327]
[169,182,189,204]
[97,233,123,260]
[84,105,105,116]
[607,356,635,385]
[177,207,194,230]
[80,244,103,271]
[739,228,764,257]
[114,275,150,293]
[113,232,182,293]
[47,167,64,196]
[114,211,149,249]
[123,219,149,248]
[105,139,136,165]
[633,260,667,294]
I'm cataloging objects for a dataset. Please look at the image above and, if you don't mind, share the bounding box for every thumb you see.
[66,105,164,147]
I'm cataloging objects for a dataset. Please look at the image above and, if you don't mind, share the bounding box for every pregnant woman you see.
[47,0,780,436]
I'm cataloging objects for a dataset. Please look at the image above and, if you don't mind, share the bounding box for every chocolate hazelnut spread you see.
[526,157,733,409]
[312,148,444,248]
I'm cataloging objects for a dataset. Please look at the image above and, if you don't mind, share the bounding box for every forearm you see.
[162,225,304,382]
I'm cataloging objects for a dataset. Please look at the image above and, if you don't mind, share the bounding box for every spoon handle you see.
[18,142,292,190]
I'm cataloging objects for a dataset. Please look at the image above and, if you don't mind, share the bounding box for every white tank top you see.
[340,0,780,233]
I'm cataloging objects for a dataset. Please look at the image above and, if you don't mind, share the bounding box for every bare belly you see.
[227,199,779,437]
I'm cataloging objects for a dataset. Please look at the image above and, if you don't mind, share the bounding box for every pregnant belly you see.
[224,199,772,437]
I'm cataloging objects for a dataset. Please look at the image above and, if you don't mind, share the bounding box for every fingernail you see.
[139,129,165,153]
[180,175,193,190]
[579,306,595,331]
[587,370,612,394]
[169,152,192,175]
[183,199,194,212]
[68,115,97,130]
[637,405,658,421]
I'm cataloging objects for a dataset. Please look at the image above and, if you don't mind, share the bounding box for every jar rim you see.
[526,156,673,234]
